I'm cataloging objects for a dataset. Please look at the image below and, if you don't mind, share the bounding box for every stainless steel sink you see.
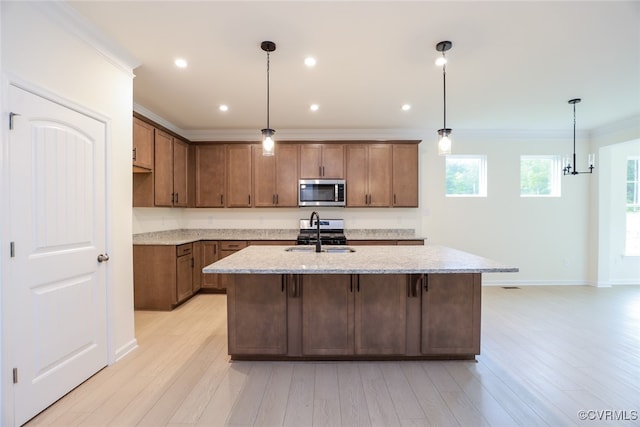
[285,246,355,253]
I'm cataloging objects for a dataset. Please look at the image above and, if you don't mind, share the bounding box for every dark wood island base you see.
[226,273,481,361]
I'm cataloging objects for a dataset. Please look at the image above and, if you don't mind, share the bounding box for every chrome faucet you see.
[310,211,322,253]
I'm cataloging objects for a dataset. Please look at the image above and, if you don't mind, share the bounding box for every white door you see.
[6,84,108,426]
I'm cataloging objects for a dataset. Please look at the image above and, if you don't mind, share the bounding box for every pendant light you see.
[260,41,276,156]
[436,40,453,156]
[562,98,595,175]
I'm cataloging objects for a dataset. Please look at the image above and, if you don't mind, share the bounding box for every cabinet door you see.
[321,144,345,178]
[345,145,368,207]
[367,144,392,207]
[132,117,154,171]
[301,274,354,355]
[421,273,481,355]
[275,144,299,206]
[195,144,225,207]
[192,242,202,293]
[299,145,323,178]
[176,253,193,303]
[252,146,276,207]
[354,274,407,355]
[392,144,419,207]
[154,129,174,207]
[201,241,220,289]
[226,144,253,207]
[173,139,189,207]
[133,245,176,310]
[227,274,287,355]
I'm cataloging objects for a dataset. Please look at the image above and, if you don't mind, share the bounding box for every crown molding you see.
[36,1,140,76]
[590,114,640,139]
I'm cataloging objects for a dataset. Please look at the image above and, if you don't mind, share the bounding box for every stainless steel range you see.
[296,218,347,245]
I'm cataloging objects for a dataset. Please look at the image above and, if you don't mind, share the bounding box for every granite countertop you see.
[133,228,424,245]
[202,245,518,274]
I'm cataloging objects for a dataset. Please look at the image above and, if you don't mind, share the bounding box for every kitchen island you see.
[203,245,517,360]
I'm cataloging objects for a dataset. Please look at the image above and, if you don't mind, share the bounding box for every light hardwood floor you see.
[25,285,640,426]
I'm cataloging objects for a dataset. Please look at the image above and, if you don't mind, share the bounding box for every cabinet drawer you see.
[220,241,248,251]
[176,243,192,257]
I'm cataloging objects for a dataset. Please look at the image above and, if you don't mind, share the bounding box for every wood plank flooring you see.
[25,285,640,426]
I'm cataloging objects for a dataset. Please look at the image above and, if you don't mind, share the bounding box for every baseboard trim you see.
[112,338,138,365]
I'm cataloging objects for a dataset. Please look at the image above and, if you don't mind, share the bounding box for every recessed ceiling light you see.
[310,104,319,111]
[304,57,317,67]
[174,58,188,68]
[402,104,411,111]
[219,105,229,112]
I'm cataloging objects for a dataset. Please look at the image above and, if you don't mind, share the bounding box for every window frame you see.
[445,154,488,198]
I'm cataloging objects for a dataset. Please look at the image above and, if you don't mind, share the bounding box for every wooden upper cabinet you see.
[173,139,189,207]
[254,144,299,207]
[274,144,299,206]
[154,129,174,207]
[132,117,154,172]
[300,144,344,178]
[154,129,188,207]
[195,144,225,207]
[252,146,276,207]
[346,144,392,207]
[226,144,253,207]
[392,144,419,207]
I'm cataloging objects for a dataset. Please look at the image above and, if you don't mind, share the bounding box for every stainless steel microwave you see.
[298,179,346,207]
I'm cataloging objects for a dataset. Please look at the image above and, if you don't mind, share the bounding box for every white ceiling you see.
[67,1,640,140]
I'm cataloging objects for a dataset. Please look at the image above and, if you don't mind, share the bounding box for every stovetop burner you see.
[296,219,347,246]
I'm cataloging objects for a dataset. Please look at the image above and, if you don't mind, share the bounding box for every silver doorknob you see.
[97,253,110,263]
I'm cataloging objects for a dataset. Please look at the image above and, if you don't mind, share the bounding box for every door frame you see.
[0,75,114,426]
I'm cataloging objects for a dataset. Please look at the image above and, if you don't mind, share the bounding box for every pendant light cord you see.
[266,51,271,130]
[442,58,447,130]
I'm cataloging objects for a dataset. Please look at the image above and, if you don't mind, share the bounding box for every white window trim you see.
[520,155,562,198]
[445,155,488,198]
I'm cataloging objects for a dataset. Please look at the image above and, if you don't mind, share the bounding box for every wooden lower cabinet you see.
[133,243,197,310]
[301,275,354,355]
[227,274,287,355]
[421,273,481,355]
[200,241,220,291]
[226,272,480,359]
[354,274,407,355]
[300,274,407,356]
[218,241,248,291]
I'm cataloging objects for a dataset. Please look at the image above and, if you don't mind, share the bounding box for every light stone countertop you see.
[132,228,423,245]
[202,245,518,274]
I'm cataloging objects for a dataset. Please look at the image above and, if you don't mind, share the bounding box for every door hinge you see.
[9,112,20,130]
[10,242,15,258]
[12,368,18,384]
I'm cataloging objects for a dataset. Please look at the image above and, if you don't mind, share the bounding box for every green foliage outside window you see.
[446,157,481,195]
[521,158,552,195]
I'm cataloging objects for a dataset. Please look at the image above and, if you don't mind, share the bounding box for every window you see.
[626,157,640,256]
[445,155,487,197]
[520,155,561,197]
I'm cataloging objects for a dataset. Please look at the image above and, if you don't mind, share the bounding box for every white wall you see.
[1,6,136,425]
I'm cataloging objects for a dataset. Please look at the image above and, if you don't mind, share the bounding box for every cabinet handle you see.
[322,166,325,176]
[319,165,322,177]
[423,274,428,292]
[276,194,279,205]
[220,194,224,205]
[282,275,285,293]
[132,147,137,161]
[248,194,251,205]
[356,275,360,292]
[191,257,194,268]
[394,194,397,205]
